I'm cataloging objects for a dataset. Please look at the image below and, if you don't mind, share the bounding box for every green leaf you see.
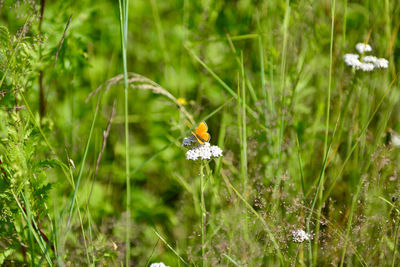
[0,26,10,49]
[0,247,14,265]
[35,159,67,170]
[33,183,52,199]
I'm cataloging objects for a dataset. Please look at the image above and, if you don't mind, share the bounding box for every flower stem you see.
[118,0,131,265]
[392,219,400,267]
[200,162,206,267]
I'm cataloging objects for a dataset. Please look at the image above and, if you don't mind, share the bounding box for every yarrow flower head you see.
[292,229,312,243]
[344,42,388,72]
[390,130,400,147]
[374,58,389,69]
[344,53,361,68]
[359,62,375,72]
[150,263,170,267]
[182,121,223,161]
[185,142,223,161]
[362,55,377,63]
[355,43,372,53]
[344,54,375,72]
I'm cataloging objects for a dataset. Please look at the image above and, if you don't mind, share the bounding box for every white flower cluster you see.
[355,43,372,53]
[344,43,388,72]
[185,142,223,161]
[391,131,400,147]
[292,229,311,243]
[150,263,170,267]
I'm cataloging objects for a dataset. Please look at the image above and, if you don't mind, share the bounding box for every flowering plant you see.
[344,42,388,72]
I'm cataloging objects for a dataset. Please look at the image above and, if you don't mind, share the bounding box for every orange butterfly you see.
[191,121,211,145]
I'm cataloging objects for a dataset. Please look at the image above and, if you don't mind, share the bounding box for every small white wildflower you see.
[182,136,197,147]
[355,43,372,53]
[210,145,223,158]
[359,62,375,72]
[292,229,311,243]
[345,42,388,72]
[362,55,378,63]
[69,159,75,169]
[344,53,361,69]
[150,263,170,267]
[374,58,389,69]
[391,131,400,147]
[185,142,223,161]
[344,54,376,72]
[362,56,388,69]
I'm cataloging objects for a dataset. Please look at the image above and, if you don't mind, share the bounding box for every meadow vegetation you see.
[1,0,400,266]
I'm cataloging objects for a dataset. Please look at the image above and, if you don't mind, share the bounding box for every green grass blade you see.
[225,179,284,265]
[153,229,188,266]
[66,97,100,229]
[222,253,242,266]
[118,0,131,265]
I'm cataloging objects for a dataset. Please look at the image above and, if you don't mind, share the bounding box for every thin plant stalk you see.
[276,0,290,169]
[322,74,398,202]
[313,0,335,263]
[23,187,35,267]
[342,0,347,48]
[339,177,363,267]
[240,52,248,194]
[66,97,100,229]
[272,0,290,214]
[153,229,188,266]
[222,254,242,267]
[12,192,52,266]
[200,162,206,267]
[392,219,400,267]
[225,179,284,265]
[256,12,272,120]
[118,0,131,265]
[184,46,261,123]
[64,99,100,266]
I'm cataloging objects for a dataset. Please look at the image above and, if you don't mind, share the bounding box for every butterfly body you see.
[192,121,210,145]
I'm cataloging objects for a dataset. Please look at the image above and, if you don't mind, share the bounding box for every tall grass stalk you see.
[339,177,363,267]
[256,12,271,120]
[118,0,131,265]
[339,78,398,266]
[392,220,400,267]
[273,0,290,214]
[276,0,290,169]
[153,229,188,266]
[225,34,262,115]
[225,179,284,265]
[342,0,347,48]
[23,188,35,267]
[240,52,248,194]
[12,192,52,266]
[313,0,336,263]
[222,254,242,267]
[184,46,261,123]
[150,0,169,66]
[323,74,398,202]
[199,162,206,267]
[63,99,99,266]
[22,82,93,265]
[66,98,100,229]
[238,52,250,245]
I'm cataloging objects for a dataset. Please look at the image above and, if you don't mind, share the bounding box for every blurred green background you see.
[1,0,400,266]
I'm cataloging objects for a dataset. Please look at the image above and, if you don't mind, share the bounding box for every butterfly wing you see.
[192,133,205,145]
[192,121,211,145]
[195,121,208,134]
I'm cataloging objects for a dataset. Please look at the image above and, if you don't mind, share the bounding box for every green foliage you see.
[1,0,400,266]
[0,113,55,264]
